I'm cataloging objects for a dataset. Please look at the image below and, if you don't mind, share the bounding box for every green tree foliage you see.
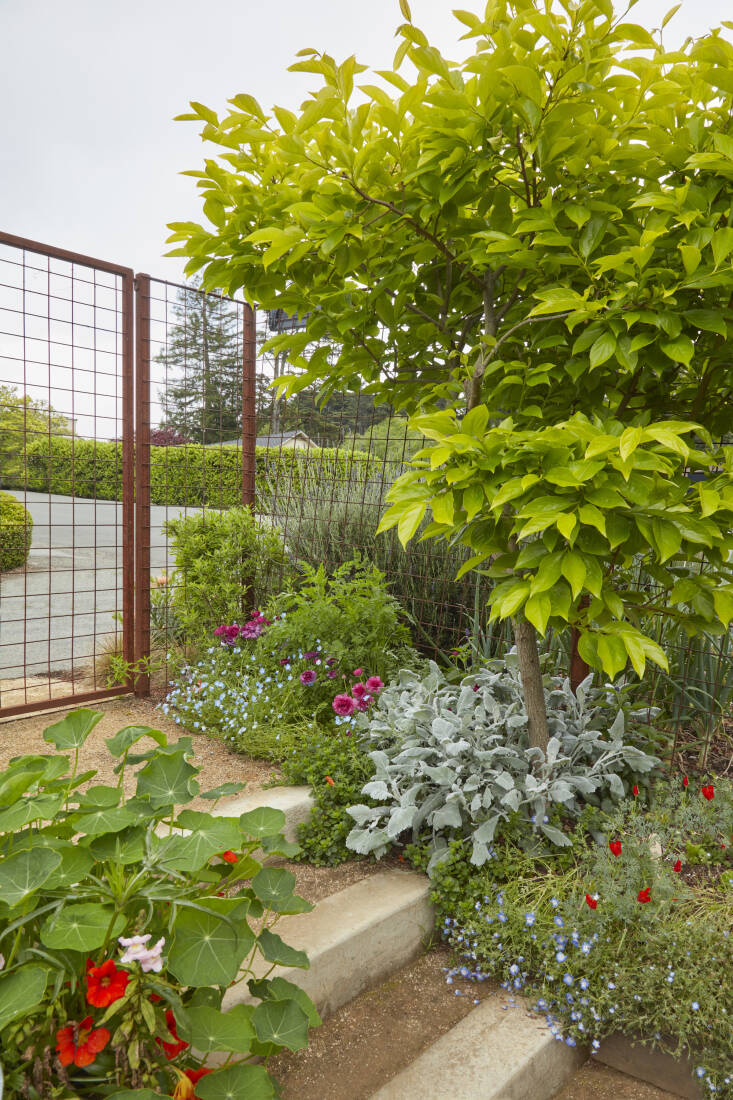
[0,385,74,487]
[167,0,733,746]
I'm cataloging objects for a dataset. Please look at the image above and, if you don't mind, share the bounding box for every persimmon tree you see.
[168,0,733,749]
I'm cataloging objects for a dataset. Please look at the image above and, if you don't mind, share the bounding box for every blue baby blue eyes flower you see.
[525,913,536,926]
[579,978,589,990]
[691,1002,700,1011]
[554,916,564,928]
[556,951,567,963]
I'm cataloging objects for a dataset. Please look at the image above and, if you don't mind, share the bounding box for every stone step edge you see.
[369,996,584,1100]
[210,784,314,843]
[223,868,435,1019]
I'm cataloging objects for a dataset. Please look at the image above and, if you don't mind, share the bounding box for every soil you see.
[268,945,497,1099]
[0,695,279,806]
[552,1061,678,1099]
[269,852,408,905]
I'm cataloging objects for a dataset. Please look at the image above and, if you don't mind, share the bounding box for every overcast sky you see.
[1,0,728,282]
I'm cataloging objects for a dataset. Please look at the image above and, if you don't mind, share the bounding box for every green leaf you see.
[713,588,733,627]
[74,804,145,837]
[652,518,682,563]
[136,749,199,808]
[589,332,616,368]
[88,826,146,866]
[461,405,489,436]
[0,765,46,807]
[619,426,643,462]
[596,634,628,679]
[196,1065,279,1100]
[499,583,530,618]
[524,593,551,635]
[200,782,247,800]
[252,997,310,1052]
[562,551,587,600]
[257,928,310,969]
[530,552,563,594]
[399,0,412,20]
[249,976,322,1027]
[684,309,727,338]
[181,1004,255,1053]
[0,966,48,1029]
[157,813,242,873]
[43,708,103,751]
[578,504,607,537]
[168,905,254,987]
[660,336,694,366]
[239,806,287,838]
[397,503,426,546]
[251,867,313,914]
[0,847,61,907]
[712,226,733,267]
[0,795,64,834]
[105,725,167,757]
[40,903,126,952]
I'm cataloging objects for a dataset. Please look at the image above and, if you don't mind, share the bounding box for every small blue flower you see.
[691,1002,700,1011]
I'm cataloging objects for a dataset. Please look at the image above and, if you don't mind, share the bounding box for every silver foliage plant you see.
[345,654,659,873]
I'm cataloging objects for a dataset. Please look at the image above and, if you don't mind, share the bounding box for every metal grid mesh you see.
[0,234,133,716]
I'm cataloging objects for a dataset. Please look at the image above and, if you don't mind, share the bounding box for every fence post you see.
[134,274,151,696]
[121,272,136,683]
[242,302,257,509]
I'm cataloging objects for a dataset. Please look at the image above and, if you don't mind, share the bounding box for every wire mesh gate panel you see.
[0,233,134,716]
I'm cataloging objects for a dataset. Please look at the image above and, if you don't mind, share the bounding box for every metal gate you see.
[0,233,255,718]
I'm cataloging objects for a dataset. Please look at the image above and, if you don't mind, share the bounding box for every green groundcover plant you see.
[429,779,733,1096]
[163,559,419,759]
[0,491,33,573]
[0,709,320,1099]
[345,655,659,871]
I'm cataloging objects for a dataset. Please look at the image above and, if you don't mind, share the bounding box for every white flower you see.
[119,934,165,973]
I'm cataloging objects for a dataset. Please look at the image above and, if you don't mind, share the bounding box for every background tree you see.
[168,0,733,748]
[0,385,74,487]
[157,277,243,445]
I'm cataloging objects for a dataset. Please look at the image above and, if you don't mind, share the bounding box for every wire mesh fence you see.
[0,233,730,767]
[0,232,134,716]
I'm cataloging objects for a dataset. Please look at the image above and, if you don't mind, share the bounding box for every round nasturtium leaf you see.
[238,806,286,838]
[43,708,103,750]
[0,847,62,907]
[180,1003,255,1053]
[167,907,253,988]
[105,724,167,757]
[40,903,126,952]
[136,750,200,807]
[252,997,310,1052]
[195,1064,279,1100]
[0,966,48,1030]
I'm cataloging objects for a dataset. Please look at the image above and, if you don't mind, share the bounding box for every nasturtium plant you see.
[0,709,319,1098]
[168,0,733,747]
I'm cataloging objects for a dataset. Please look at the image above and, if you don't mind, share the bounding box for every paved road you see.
[0,491,203,680]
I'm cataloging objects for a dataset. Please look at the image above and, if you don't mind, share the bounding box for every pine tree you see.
[157,279,243,445]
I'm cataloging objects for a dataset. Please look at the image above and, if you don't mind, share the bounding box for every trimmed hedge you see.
[0,492,33,571]
[13,437,383,508]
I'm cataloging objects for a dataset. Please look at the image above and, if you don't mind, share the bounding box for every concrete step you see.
[224,868,434,1018]
[210,783,314,842]
[369,997,585,1100]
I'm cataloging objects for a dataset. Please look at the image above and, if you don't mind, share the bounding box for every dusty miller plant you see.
[346,656,659,872]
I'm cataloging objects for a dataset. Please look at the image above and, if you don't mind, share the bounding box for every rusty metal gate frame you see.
[0,231,136,717]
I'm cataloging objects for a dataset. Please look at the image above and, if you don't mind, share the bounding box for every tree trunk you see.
[513,616,549,752]
[569,596,591,693]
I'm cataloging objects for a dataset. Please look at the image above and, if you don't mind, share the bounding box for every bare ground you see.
[0,694,279,806]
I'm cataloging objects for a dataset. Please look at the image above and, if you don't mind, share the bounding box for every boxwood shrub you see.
[0,491,33,571]
[17,437,379,508]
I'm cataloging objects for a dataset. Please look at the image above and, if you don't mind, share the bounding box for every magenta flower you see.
[352,668,364,677]
[352,682,368,700]
[214,624,241,645]
[300,669,317,685]
[327,669,339,679]
[304,650,319,660]
[332,694,356,716]
[355,694,372,711]
[279,658,290,666]
[325,657,337,666]
[365,675,384,694]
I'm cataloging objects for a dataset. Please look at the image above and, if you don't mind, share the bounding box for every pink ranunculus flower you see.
[327,669,339,679]
[354,694,372,711]
[332,694,356,717]
[118,934,165,973]
[365,675,384,694]
[351,682,368,700]
[352,668,364,677]
[300,669,317,685]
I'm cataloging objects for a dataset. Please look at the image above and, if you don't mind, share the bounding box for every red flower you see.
[325,775,335,786]
[673,859,682,872]
[702,784,715,801]
[186,1069,213,1085]
[86,958,129,1008]
[156,1009,189,1060]
[637,887,651,904]
[56,1016,110,1068]
[220,850,238,864]
[682,776,689,788]
[609,840,622,858]
[632,785,639,797]
[584,893,598,910]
